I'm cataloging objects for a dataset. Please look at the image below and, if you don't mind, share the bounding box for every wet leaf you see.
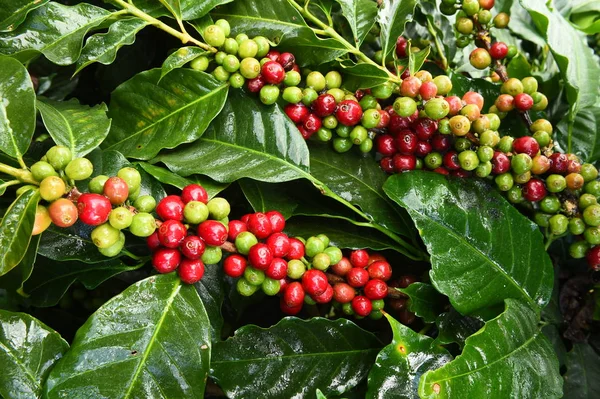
[556,105,600,164]
[0,310,69,399]
[396,283,445,323]
[366,313,451,399]
[0,0,49,32]
[0,235,40,293]
[419,299,562,399]
[181,0,233,20]
[137,162,228,198]
[433,309,483,349]
[383,172,553,314]
[211,317,381,398]
[563,342,600,398]
[378,0,418,61]
[335,0,378,45]
[45,273,211,398]
[194,264,225,342]
[239,179,298,219]
[159,46,207,81]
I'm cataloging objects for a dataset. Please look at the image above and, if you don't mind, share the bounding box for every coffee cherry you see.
[495,173,514,191]
[204,25,225,47]
[569,241,589,259]
[458,150,480,171]
[393,154,417,172]
[261,61,285,85]
[347,267,369,288]
[351,296,372,317]
[247,212,273,239]
[179,235,204,260]
[324,246,342,265]
[102,177,129,205]
[302,269,328,296]
[306,71,326,91]
[156,195,185,221]
[77,193,111,225]
[235,231,258,255]
[198,220,228,246]
[91,223,120,249]
[39,176,66,202]
[424,98,450,119]
[313,94,337,118]
[364,279,388,300]
[350,249,369,268]
[336,100,363,126]
[108,207,133,230]
[88,175,109,194]
[99,231,125,257]
[202,246,222,264]
[190,56,209,71]
[523,179,547,202]
[48,198,78,228]
[31,161,58,182]
[248,243,273,270]
[284,282,305,307]
[489,42,508,59]
[284,103,310,124]
[153,248,181,273]
[129,212,156,237]
[178,259,205,284]
[260,85,280,105]
[330,256,352,276]
[64,158,93,181]
[494,12,510,28]
[157,220,187,248]
[183,201,209,224]
[470,48,492,69]
[287,238,305,260]
[266,257,288,280]
[266,232,290,258]
[46,146,72,171]
[33,205,52,235]
[133,195,156,213]
[546,174,566,193]
[223,254,247,277]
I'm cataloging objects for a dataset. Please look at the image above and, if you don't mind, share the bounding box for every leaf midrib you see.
[0,340,40,394]
[212,346,379,365]
[0,191,37,273]
[37,100,75,154]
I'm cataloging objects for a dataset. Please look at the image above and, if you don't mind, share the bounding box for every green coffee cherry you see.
[229,73,245,88]
[223,38,239,55]
[549,214,568,235]
[237,278,259,296]
[207,197,230,219]
[133,195,156,212]
[253,36,270,58]
[584,204,600,226]
[283,87,303,103]
[184,201,209,224]
[262,278,281,296]
[91,223,120,249]
[99,232,125,257]
[305,236,326,257]
[287,259,305,279]
[569,217,586,235]
[238,39,258,58]
[190,56,209,71]
[202,246,222,264]
[244,267,265,286]
[129,212,156,237]
[109,207,133,230]
[235,231,258,255]
[204,25,226,47]
[240,57,261,79]
[31,161,58,182]
[569,241,589,259]
[284,71,301,87]
[306,71,326,91]
[260,85,280,105]
[46,146,72,171]
[325,71,342,89]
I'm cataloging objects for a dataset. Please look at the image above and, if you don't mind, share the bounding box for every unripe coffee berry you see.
[48,198,78,228]
[40,176,66,202]
[108,207,133,230]
[469,48,492,69]
[129,212,156,237]
[235,231,259,255]
[91,223,120,249]
[103,177,129,205]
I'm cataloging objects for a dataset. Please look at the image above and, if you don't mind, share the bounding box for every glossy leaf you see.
[0,2,112,65]
[419,299,562,399]
[239,179,298,219]
[366,313,451,399]
[181,0,233,20]
[36,98,111,158]
[335,0,378,45]
[378,0,418,61]
[211,317,381,398]
[153,89,310,182]
[433,309,483,349]
[309,143,414,237]
[0,56,36,161]
[557,105,600,163]
[284,216,401,251]
[0,235,40,293]
[22,256,143,307]
[383,172,553,314]
[159,47,206,81]
[396,282,445,323]
[0,310,69,399]
[338,61,391,90]
[45,273,211,398]
[0,190,39,277]
[104,68,228,159]
[211,0,347,66]
[137,162,228,198]
[563,342,600,398]
[0,0,49,32]
[194,264,225,342]
[158,0,182,21]
[74,18,149,75]
[520,0,600,113]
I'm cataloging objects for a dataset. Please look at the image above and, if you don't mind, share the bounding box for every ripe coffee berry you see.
[156,195,185,221]
[393,154,417,172]
[266,258,288,280]
[376,134,396,156]
[350,249,369,268]
[198,220,228,246]
[313,285,334,304]
[303,113,322,135]
[491,151,511,174]
[512,136,540,157]
[346,267,369,288]
[224,254,247,277]
[336,100,363,126]
[313,94,337,118]
[277,52,295,70]
[587,246,600,271]
[266,210,285,233]
[333,283,356,303]
[414,118,438,141]
[351,296,372,317]
[178,258,205,284]
[266,232,290,257]
[523,179,547,202]
[181,184,208,204]
[367,260,392,281]
[103,177,129,205]
[396,36,408,58]
[364,279,388,300]
[147,231,161,251]
[153,248,181,273]
[489,42,508,59]
[396,130,417,154]
[181,235,205,259]
[247,76,265,93]
[261,61,285,84]
[48,198,78,228]
[228,220,247,241]
[302,269,329,296]
[157,220,187,248]
[284,281,305,307]
[443,151,461,171]
[248,243,273,270]
[286,238,305,260]
[380,157,394,174]
[247,212,273,239]
[284,103,309,123]
[414,141,433,158]
[77,193,112,226]
[514,93,534,111]
[331,257,352,276]
[549,153,569,174]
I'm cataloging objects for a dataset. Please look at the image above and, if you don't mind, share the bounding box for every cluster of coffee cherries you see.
[146,184,233,284]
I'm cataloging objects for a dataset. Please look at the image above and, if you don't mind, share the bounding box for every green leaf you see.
[159,46,207,81]
[0,190,39,277]
[383,172,554,314]
[506,53,532,80]
[137,162,228,198]
[211,317,381,398]
[239,179,298,219]
[158,0,182,21]
[557,105,600,163]
[0,235,40,293]
[563,342,600,398]
[401,43,430,75]
[396,282,445,323]
[0,0,49,32]
[22,256,142,307]
[0,56,36,161]
[520,0,600,113]
[74,18,149,75]
[181,0,233,20]
[104,68,228,159]
[419,299,562,399]
[194,264,225,342]
[309,144,414,238]
[45,273,211,398]
[0,310,69,399]
[366,313,451,399]
[570,1,600,33]
[334,0,378,45]
[433,309,484,349]
[284,216,401,251]
[153,89,310,182]
[211,0,348,66]
[38,224,106,263]
[36,97,111,158]
[338,61,391,90]
[0,2,113,65]
[378,0,418,61]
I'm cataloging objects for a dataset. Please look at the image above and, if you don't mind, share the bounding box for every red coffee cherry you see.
[284,103,310,123]
[103,177,129,205]
[266,50,281,62]
[77,193,111,226]
[48,198,78,228]
[312,284,333,304]
[312,94,337,118]
[346,267,369,288]
[266,210,286,233]
[283,281,305,307]
[277,52,296,71]
[266,232,290,257]
[302,113,322,135]
[443,150,461,171]
[396,130,418,155]
[157,219,187,248]
[549,153,569,174]
[331,256,352,276]
[152,248,181,273]
[489,42,508,59]
[396,36,408,58]
[351,296,372,317]
[247,212,273,239]
[445,96,463,116]
[367,260,392,281]
[491,151,511,174]
[261,61,285,85]
[247,76,265,93]
[350,249,369,268]
[266,257,288,280]
[512,136,540,157]
[462,91,484,111]
[248,243,273,270]
[333,282,355,303]
[376,134,397,156]
[178,258,205,284]
[523,178,547,202]
[198,220,228,246]
[380,157,395,174]
[180,235,205,259]
[514,93,534,111]
[302,269,328,296]
[286,238,305,260]
[156,195,185,221]
[335,100,363,126]
[364,279,388,300]
[228,219,248,241]
[393,154,417,172]
[223,254,247,278]
[414,141,433,158]
[586,246,600,271]
[414,118,438,141]
[147,231,161,251]
[181,184,208,204]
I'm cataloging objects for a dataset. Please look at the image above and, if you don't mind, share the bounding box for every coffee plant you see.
[0,0,599,397]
